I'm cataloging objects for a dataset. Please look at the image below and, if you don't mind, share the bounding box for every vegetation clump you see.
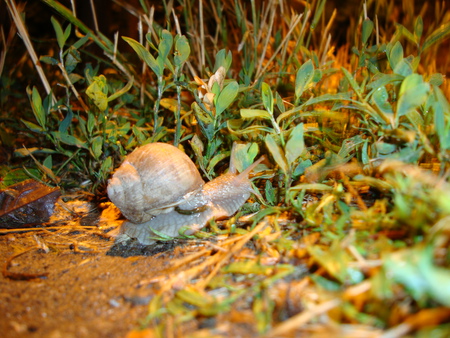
[1,0,450,336]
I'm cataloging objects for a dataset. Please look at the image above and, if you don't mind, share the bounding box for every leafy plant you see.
[2,0,450,336]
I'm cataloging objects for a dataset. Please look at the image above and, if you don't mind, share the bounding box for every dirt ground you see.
[0,200,195,338]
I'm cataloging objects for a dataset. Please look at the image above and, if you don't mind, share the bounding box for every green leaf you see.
[68,73,83,85]
[265,180,276,205]
[396,24,416,45]
[414,16,423,41]
[227,120,274,135]
[232,142,259,173]
[429,73,444,87]
[91,136,103,160]
[406,109,424,129]
[28,87,46,129]
[40,56,58,65]
[174,35,190,67]
[99,156,113,178]
[207,153,228,175]
[420,247,450,307]
[353,175,392,192]
[371,86,394,124]
[362,18,374,45]
[261,82,273,115]
[52,131,88,149]
[308,242,360,284]
[253,292,274,334]
[65,47,81,74]
[396,74,430,123]
[51,16,66,49]
[265,134,288,175]
[333,101,385,124]
[63,23,71,44]
[43,155,53,170]
[295,59,314,103]
[215,81,239,116]
[176,288,211,308]
[211,81,221,97]
[59,109,73,133]
[87,112,95,135]
[14,147,58,157]
[338,134,365,158]
[0,168,41,188]
[293,159,312,176]
[132,125,146,143]
[302,92,351,107]
[312,68,322,83]
[214,49,232,72]
[156,55,165,76]
[158,29,173,62]
[86,75,108,111]
[393,58,413,77]
[310,0,326,30]
[422,21,450,52]
[275,91,285,113]
[367,73,404,92]
[303,153,348,182]
[72,34,90,50]
[193,101,213,124]
[310,275,341,291]
[384,247,450,306]
[433,85,450,115]
[123,36,161,76]
[432,86,450,149]
[107,77,134,102]
[360,142,369,166]
[21,119,44,133]
[240,109,272,120]
[285,123,305,166]
[342,67,361,97]
[290,183,332,192]
[375,141,397,155]
[389,41,403,71]
[145,32,157,51]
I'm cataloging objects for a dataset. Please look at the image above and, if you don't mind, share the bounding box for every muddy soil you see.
[0,201,194,338]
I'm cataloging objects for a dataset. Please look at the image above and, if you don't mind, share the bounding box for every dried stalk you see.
[266,298,342,337]
[254,13,303,82]
[199,0,205,69]
[5,0,57,106]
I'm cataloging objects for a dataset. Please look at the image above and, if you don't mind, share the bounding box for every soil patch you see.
[0,201,190,337]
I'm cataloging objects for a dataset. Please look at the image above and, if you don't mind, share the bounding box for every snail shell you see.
[107,142,205,224]
[107,142,263,245]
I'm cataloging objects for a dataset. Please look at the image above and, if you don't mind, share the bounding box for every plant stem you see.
[153,76,164,136]
[174,71,182,146]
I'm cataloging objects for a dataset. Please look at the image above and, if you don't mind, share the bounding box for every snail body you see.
[107,142,262,245]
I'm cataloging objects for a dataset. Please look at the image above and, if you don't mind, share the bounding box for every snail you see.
[107,142,263,245]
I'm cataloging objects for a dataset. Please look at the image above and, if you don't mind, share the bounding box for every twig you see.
[89,0,99,32]
[340,171,368,211]
[380,323,412,338]
[256,0,277,77]
[0,225,99,235]
[196,220,270,290]
[5,0,57,107]
[0,25,11,77]
[199,0,205,69]
[265,298,342,337]
[254,13,303,83]
[2,246,49,280]
[58,63,90,113]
